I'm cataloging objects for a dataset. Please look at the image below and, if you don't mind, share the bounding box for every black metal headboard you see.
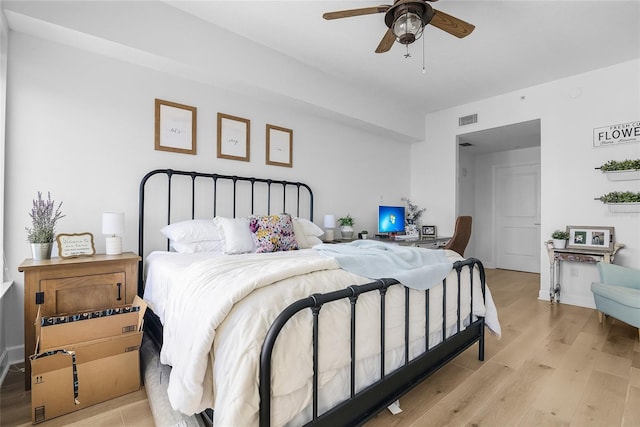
[137,169,314,295]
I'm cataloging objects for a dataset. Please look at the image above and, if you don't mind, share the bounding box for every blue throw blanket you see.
[314,240,453,290]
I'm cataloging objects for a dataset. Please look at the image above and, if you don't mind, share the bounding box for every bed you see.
[137,169,500,427]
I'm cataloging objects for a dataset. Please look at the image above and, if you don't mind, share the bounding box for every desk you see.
[358,236,451,248]
[544,241,624,303]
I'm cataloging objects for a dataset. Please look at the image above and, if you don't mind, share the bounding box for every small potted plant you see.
[551,230,569,249]
[597,191,640,212]
[360,230,369,240]
[597,159,640,181]
[338,214,355,239]
[26,191,65,260]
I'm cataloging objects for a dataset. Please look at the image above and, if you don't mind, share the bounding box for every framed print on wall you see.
[566,225,615,251]
[217,113,250,162]
[154,99,197,155]
[266,124,293,167]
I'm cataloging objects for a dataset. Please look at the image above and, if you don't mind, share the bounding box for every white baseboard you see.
[537,290,596,309]
[0,349,8,386]
[0,345,25,386]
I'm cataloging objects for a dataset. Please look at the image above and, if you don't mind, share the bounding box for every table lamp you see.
[324,214,336,242]
[102,212,124,255]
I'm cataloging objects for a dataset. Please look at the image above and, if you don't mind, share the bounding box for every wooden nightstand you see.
[18,252,140,390]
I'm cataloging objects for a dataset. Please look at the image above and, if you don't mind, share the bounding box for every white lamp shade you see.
[323,214,336,229]
[102,212,125,236]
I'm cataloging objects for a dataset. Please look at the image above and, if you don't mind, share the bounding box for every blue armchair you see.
[591,262,640,340]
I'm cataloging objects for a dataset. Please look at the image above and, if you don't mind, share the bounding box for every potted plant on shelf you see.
[26,191,65,260]
[597,159,640,181]
[551,230,569,249]
[360,230,369,240]
[338,214,355,239]
[597,191,640,213]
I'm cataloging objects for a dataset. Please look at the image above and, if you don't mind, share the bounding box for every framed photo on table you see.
[566,226,614,251]
[266,124,293,167]
[421,225,437,238]
[217,113,250,162]
[154,99,197,155]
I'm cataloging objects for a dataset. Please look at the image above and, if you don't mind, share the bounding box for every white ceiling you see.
[165,0,640,116]
[3,0,640,150]
[458,118,541,154]
[163,0,639,151]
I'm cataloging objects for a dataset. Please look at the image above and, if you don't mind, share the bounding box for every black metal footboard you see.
[259,258,486,427]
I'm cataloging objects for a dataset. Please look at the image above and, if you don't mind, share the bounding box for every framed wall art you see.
[217,113,250,162]
[421,225,437,238]
[266,124,293,167]
[566,226,615,251]
[154,99,197,155]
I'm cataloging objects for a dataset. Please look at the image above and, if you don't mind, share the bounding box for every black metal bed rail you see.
[259,258,486,427]
[137,168,314,295]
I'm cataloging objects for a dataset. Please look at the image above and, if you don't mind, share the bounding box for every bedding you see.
[147,247,500,426]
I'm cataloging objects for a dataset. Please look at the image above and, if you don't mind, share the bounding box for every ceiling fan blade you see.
[323,5,390,20]
[375,29,396,53]
[430,9,475,38]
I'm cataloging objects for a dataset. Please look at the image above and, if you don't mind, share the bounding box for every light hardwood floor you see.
[1,269,638,426]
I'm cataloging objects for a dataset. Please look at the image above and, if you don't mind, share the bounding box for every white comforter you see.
[159,249,500,426]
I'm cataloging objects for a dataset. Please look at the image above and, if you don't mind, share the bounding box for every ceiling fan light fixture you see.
[392,11,424,45]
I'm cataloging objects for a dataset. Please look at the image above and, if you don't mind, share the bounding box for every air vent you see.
[458,114,478,126]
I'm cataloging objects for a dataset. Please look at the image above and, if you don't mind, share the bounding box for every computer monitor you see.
[378,205,405,234]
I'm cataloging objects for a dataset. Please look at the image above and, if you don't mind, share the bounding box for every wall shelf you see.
[603,169,640,181]
[605,202,640,213]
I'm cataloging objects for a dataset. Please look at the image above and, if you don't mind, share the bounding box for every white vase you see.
[340,226,354,239]
[552,239,567,249]
[31,242,53,260]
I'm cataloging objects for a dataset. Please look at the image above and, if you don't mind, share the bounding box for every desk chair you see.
[443,216,472,257]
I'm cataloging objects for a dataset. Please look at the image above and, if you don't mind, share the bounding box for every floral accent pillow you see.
[249,214,299,253]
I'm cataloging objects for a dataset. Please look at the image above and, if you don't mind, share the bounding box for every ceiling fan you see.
[323,0,475,53]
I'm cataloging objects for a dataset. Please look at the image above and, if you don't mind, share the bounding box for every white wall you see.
[0,0,11,382]
[412,59,640,307]
[455,145,476,255]
[3,32,411,362]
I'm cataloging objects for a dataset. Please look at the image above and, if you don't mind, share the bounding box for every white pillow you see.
[292,219,310,248]
[305,235,323,247]
[161,219,221,243]
[214,217,255,254]
[170,240,225,253]
[294,218,324,237]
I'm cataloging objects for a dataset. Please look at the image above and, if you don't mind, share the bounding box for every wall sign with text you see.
[57,233,96,258]
[593,120,640,147]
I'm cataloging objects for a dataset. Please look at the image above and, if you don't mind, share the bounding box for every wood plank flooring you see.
[366,268,640,427]
[1,269,638,426]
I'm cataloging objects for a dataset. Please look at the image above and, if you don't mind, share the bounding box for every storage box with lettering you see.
[30,296,147,423]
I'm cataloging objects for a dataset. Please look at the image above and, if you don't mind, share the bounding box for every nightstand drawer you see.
[41,272,126,316]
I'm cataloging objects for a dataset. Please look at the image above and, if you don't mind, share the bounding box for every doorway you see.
[456,119,541,272]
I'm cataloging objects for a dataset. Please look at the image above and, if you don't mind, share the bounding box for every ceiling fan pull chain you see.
[404,44,411,59]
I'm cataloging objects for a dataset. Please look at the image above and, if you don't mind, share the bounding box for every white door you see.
[495,164,541,273]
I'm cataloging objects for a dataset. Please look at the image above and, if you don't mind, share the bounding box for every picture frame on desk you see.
[566,225,614,251]
[421,225,437,238]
